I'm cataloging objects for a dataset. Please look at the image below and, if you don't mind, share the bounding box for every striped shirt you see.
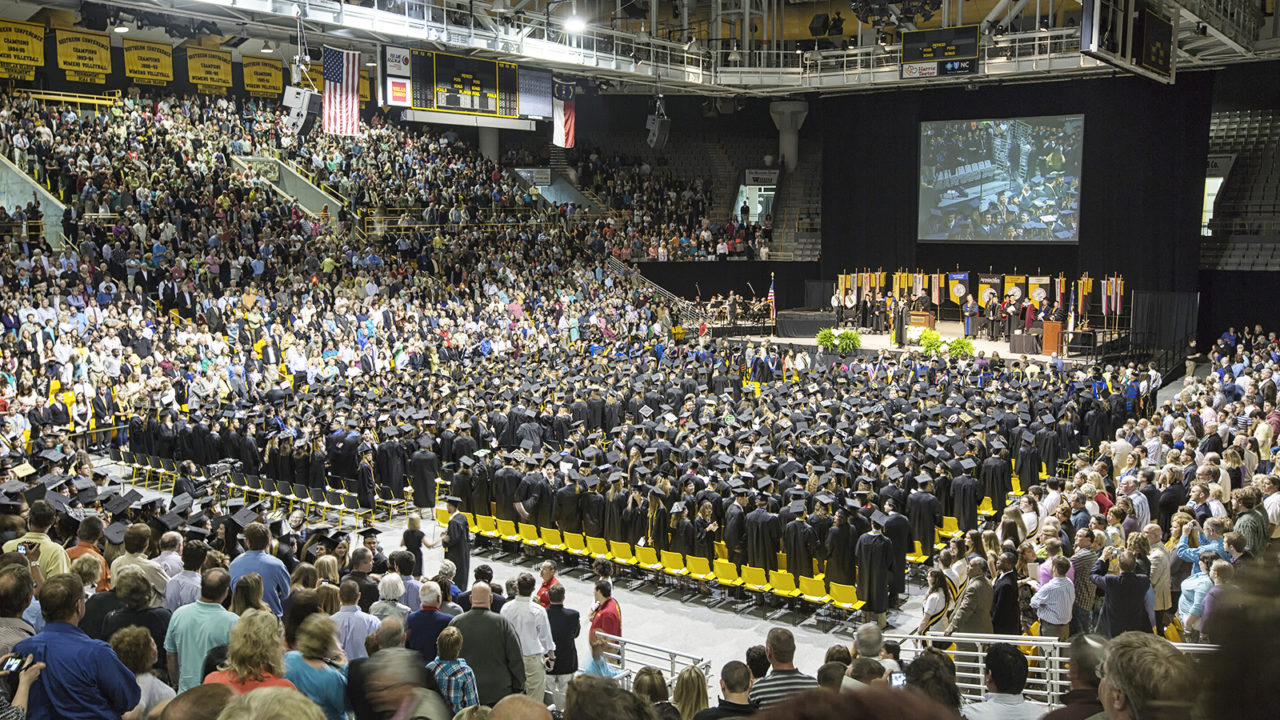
[747,669,818,708]
[1070,548,1098,610]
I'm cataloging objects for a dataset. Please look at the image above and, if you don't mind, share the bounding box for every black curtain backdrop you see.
[820,73,1212,294]
[1197,271,1273,345]
[634,261,818,309]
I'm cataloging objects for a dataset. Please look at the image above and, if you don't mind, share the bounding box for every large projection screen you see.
[918,114,1083,243]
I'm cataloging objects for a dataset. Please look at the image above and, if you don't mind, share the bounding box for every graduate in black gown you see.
[1015,430,1042,492]
[855,509,895,619]
[905,479,944,559]
[668,502,695,556]
[356,444,377,509]
[980,447,1014,518]
[882,499,912,607]
[431,496,471,587]
[744,495,781,571]
[950,466,984,534]
[723,487,749,566]
[824,507,861,587]
[782,500,819,582]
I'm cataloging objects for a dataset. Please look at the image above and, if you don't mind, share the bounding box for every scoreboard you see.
[901,25,979,63]
[384,46,543,119]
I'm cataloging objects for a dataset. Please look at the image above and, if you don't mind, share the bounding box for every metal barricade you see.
[595,631,711,692]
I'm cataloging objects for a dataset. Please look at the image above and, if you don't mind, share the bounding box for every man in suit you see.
[1089,548,1153,638]
[545,583,580,709]
[946,558,994,638]
[990,552,1021,636]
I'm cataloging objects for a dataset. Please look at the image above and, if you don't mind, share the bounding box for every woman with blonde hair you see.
[995,507,1026,546]
[204,610,295,693]
[283,614,348,720]
[1222,448,1243,492]
[671,665,708,720]
[314,555,341,586]
[633,666,671,708]
[230,573,271,616]
[212,686,324,720]
[316,584,341,615]
[290,563,319,594]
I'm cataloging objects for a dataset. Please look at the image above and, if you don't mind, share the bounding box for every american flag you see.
[322,46,360,136]
[767,277,776,320]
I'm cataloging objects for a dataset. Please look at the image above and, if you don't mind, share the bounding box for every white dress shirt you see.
[499,596,554,656]
[960,693,1047,720]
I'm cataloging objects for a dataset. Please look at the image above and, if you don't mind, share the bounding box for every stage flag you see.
[1067,283,1076,334]
[321,46,361,136]
[977,274,1002,307]
[1112,277,1123,315]
[767,277,776,319]
[931,273,944,305]
[552,79,576,148]
[1101,279,1110,316]
[1004,275,1027,303]
[947,272,969,305]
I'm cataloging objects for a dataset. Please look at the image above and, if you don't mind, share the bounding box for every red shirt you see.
[589,597,622,644]
[535,577,559,608]
[204,671,295,694]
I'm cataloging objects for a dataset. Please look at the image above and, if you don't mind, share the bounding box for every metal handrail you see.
[595,631,710,689]
[607,257,711,326]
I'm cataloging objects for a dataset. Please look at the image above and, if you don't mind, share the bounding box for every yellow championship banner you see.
[1004,275,1027,303]
[0,62,34,81]
[187,47,232,88]
[123,38,172,84]
[242,55,283,97]
[359,69,371,102]
[55,29,111,83]
[0,20,45,66]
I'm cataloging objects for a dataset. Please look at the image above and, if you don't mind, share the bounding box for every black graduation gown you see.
[882,513,911,595]
[693,516,716,564]
[451,471,474,514]
[647,505,671,554]
[906,491,943,550]
[469,469,492,519]
[306,452,326,490]
[979,457,1013,517]
[442,512,471,586]
[855,530,894,613]
[410,448,439,509]
[154,423,176,459]
[670,519,695,556]
[825,522,861,587]
[492,467,522,521]
[606,493,629,543]
[744,507,781,570]
[723,502,747,564]
[1016,444,1041,491]
[782,519,819,580]
[950,475,983,532]
[356,461,376,509]
[553,485,582,534]
[580,491,606,538]
[622,499,648,544]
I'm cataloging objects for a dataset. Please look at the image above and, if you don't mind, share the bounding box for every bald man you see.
[491,694,553,720]
[448,583,527,705]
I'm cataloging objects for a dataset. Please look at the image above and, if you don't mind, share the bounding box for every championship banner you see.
[187,47,232,89]
[0,63,34,81]
[242,55,283,97]
[359,69,371,102]
[0,20,45,66]
[55,29,111,84]
[1004,275,1027,303]
[977,273,1002,307]
[308,61,324,94]
[947,272,969,305]
[123,39,172,84]
[1027,276,1050,306]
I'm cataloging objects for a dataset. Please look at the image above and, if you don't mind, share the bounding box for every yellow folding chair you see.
[540,528,566,552]
[798,576,830,605]
[829,582,866,613]
[768,571,802,599]
[495,519,521,543]
[518,523,543,547]
[564,533,590,558]
[686,556,716,583]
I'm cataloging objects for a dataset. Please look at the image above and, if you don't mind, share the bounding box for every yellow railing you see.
[18,89,120,108]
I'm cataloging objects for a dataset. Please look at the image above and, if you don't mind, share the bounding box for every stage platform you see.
[737,318,1066,366]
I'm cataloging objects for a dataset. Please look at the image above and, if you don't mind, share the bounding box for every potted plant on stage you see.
[835,329,862,355]
[816,328,836,353]
[947,336,976,360]
[920,328,944,357]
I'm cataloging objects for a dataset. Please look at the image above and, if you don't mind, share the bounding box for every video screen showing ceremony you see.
[0,2,1272,720]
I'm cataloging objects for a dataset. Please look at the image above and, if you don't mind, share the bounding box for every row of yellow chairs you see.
[435,508,867,614]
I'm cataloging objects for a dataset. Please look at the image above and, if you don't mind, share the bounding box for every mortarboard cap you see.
[104,521,128,545]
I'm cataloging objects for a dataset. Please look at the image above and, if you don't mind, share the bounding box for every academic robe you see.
[451,472,474,514]
[950,475,983,533]
[723,502,747,565]
[693,516,717,564]
[670,518,695,556]
[356,461,377,509]
[441,512,471,588]
[1016,444,1042,492]
[855,531,895,614]
[883,512,912,596]
[492,467,522,521]
[553,485,583,534]
[782,519,819,581]
[979,457,1013,517]
[825,522,860,587]
[410,448,439,509]
[580,491,606,538]
[744,507,781,571]
[905,491,943,552]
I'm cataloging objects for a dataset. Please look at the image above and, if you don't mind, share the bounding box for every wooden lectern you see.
[1042,321,1063,355]
[909,311,935,330]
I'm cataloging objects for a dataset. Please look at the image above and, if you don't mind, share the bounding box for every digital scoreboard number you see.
[901,25,980,63]
[432,52,519,117]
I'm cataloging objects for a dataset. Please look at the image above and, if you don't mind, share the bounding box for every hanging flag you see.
[1100,278,1110,316]
[1067,283,1076,335]
[552,79,576,148]
[321,46,361,136]
[1113,277,1123,315]
[947,272,970,305]
[977,274,1002,307]
[767,277,776,320]
[931,273,944,306]
[1028,276,1050,307]
[1004,275,1027,303]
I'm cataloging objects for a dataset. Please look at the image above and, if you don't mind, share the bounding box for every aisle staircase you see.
[770,141,823,261]
[608,258,710,325]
